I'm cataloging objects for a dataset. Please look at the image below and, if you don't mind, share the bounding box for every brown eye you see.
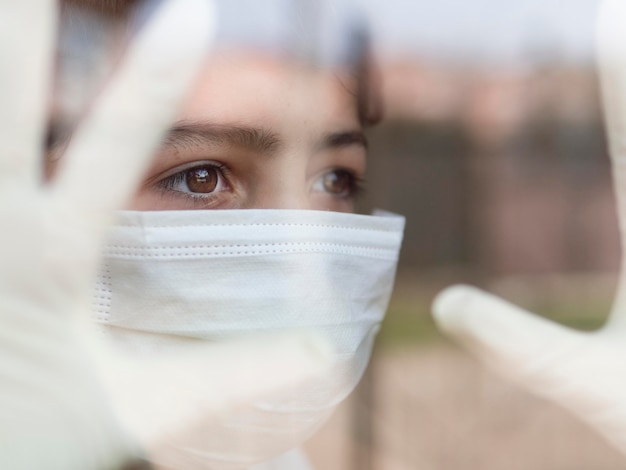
[186,166,219,193]
[154,162,230,205]
[320,169,356,196]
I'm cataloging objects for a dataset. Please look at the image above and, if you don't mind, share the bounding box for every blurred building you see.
[366,56,618,277]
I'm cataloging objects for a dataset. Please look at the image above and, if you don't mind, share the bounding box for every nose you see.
[247,162,313,210]
[250,183,312,210]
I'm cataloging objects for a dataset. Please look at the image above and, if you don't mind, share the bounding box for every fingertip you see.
[138,0,216,59]
[432,284,484,332]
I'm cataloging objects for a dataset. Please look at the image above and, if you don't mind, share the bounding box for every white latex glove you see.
[0,1,330,469]
[432,0,626,457]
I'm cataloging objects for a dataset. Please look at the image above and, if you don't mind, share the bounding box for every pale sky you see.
[213,0,601,65]
[359,0,601,64]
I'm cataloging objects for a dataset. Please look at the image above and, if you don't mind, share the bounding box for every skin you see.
[130,51,368,213]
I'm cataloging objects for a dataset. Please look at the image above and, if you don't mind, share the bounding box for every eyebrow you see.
[323,130,368,151]
[163,121,283,155]
[162,121,368,155]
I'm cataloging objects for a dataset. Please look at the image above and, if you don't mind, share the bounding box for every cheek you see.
[126,191,170,211]
[309,192,356,213]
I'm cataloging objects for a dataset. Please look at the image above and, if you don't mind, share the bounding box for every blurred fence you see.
[361,60,617,276]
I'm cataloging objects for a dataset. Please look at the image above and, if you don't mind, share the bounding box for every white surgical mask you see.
[92,209,404,469]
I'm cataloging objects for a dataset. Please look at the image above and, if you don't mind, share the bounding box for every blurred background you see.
[306,0,626,468]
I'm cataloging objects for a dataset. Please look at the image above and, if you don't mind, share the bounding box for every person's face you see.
[129,51,367,213]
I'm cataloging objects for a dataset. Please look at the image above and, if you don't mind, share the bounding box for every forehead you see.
[179,50,362,134]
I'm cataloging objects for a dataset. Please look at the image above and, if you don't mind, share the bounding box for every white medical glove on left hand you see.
[0,1,329,469]
[432,0,626,457]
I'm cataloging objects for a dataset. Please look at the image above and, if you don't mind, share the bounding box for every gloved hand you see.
[432,0,626,457]
[0,1,329,469]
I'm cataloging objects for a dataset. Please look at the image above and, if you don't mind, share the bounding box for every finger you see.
[0,0,55,185]
[432,285,584,379]
[51,0,215,231]
[597,0,626,170]
[596,0,626,324]
[433,285,626,459]
[97,331,332,445]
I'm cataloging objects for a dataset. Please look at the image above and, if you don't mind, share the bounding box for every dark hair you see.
[348,23,383,126]
[61,0,141,17]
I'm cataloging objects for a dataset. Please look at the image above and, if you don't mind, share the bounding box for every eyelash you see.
[153,162,366,207]
[314,168,366,199]
[154,161,231,201]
